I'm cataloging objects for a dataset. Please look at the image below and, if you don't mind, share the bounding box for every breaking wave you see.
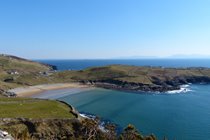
[79,112,122,133]
[166,84,192,94]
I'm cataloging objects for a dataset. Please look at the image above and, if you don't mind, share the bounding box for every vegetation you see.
[1,54,210,93]
[0,54,54,91]
[72,118,157,140]
[119,124,157,140]
[0,54,51,74]
[0,117,158,140]
[70,65,210,84]
[0,97,75,119]
[52,65,210,92]
[1,54,209,139]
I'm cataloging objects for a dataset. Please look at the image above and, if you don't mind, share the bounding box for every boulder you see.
[0,130,14,140]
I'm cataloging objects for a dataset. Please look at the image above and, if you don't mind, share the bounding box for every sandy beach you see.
[8,83,93,98]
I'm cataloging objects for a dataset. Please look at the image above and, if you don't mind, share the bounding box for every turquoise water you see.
[37,59,210,139]
[59,85,210,140]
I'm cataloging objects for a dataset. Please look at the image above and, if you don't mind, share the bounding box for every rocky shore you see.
[0,129,14,140]
[80,75,210,93]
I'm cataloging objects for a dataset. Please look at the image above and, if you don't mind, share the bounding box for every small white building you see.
[7,70,19,75]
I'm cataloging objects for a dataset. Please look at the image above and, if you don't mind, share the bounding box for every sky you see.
[0,0,210,59]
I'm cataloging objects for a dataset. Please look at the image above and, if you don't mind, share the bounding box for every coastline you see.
[8,83,93,98]
[7,82,193,99]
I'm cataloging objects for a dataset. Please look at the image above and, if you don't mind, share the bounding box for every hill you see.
[1,54,210,93]
[0,54,54,73]
[0,54,56,92]
[58,65,210,92]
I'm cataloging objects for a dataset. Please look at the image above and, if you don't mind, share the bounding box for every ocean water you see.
[37,59,210,70]
[59,85,210,140]
[37,59,210,140]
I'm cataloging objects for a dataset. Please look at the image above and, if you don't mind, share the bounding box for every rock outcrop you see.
[0,129,14,140]
[0,118,80,140]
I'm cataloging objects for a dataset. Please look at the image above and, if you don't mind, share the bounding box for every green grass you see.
[0,97,75,119]
[40,65,210,87]
[0,55,55,90]
[0,55,51,74]
[1,54,210,92]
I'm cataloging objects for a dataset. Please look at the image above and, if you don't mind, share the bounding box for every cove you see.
[58,84,210,140]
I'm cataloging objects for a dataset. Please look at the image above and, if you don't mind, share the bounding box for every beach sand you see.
[8,83,93,98]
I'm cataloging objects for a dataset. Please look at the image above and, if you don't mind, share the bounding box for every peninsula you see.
[67,65,210,92]
[1,55,210,96]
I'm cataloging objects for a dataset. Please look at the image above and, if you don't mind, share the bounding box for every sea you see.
[37,59,210,140]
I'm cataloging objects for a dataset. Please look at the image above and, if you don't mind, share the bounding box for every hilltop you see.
[56,65,210,92]
[1,54,210,93]
[0,54,55,73]
[0,54,59,93]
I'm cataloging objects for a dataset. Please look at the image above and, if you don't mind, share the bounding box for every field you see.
[0,97,75,119]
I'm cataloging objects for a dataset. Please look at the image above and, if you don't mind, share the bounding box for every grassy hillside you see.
[0,54,57,91]
[0,97,75,119]
[55,65,210,83]
[0,54,52,74]
[1,54,210,93]
[54,65,210,92]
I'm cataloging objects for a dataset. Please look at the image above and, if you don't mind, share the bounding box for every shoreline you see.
[8,83,93,98]
[7,82,193,99]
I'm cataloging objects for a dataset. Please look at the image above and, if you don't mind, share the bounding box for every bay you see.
[59,85,210,140]
[37,59,210,140]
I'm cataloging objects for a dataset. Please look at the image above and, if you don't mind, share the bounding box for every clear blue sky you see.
[0,0,210,59]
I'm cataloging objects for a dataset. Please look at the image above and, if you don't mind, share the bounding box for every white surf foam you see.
[79,113,107,132]
[79,113,96,119]
[166,85,192,94]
